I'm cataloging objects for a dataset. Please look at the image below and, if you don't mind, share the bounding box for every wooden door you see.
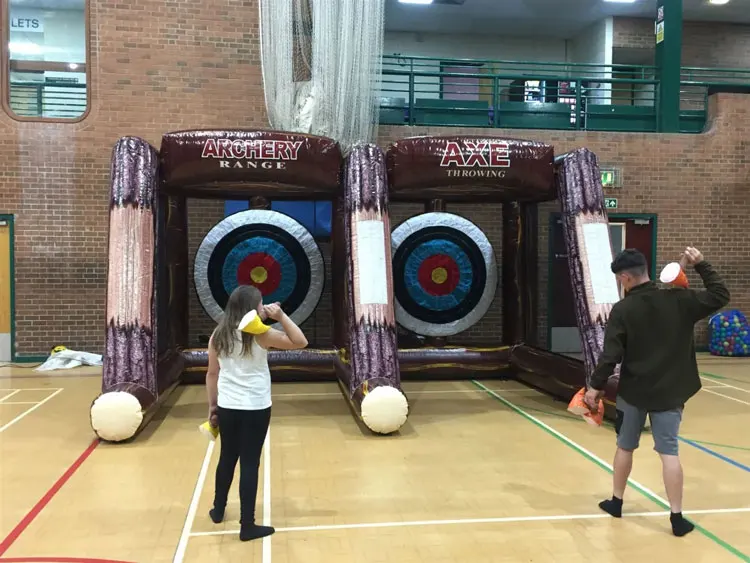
[0,219,11,361]
[548,215,655,354]
[622,218,654,273]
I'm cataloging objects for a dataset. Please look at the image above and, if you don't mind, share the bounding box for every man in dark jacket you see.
[584,247,730,537]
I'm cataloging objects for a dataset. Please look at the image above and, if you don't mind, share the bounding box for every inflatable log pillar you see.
[341,144,408,434]
[91,137,161,442]
[555,148,621,390]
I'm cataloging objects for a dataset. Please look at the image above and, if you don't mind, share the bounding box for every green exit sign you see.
[600,167,621,188]
[604,198,618,209]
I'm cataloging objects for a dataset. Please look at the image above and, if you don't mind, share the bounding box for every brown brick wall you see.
[614,17,750,67]
[613,17,653,51]
[681,23,750,68]
[1,0,748,356]
[0,0,266,356]
[186,199,225,346]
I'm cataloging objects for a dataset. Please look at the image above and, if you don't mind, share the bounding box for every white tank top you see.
[217,335,272,411]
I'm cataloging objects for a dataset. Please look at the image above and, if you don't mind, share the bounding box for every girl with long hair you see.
[205,284,308,541]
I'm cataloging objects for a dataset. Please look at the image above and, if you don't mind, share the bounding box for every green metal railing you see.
[8,80,87,119]
[681,66,750,84]
[6,58,750,131]
[380,55,750,134]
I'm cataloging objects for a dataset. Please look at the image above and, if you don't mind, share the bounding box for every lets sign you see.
[10,10,44,33]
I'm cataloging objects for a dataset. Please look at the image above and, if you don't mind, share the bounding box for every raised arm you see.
[680,247,730,322]
[256,303,308,351]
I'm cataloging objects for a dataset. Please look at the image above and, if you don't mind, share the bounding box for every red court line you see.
[0,558,136,563]
[0,439,100,557]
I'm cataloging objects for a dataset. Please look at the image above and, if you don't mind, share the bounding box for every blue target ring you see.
[202,220,316,320]
[393,225,488,326]
[391,213,497,337]
[403,239,472,311]
[195,210,324,327]
[221,237,297,303]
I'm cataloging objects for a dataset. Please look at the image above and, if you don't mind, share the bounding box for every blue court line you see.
[688,439,750,453]
[491,388,749,473]
[679,437,750,473]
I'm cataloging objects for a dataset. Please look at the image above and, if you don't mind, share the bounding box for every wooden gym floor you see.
[0,356,748,563]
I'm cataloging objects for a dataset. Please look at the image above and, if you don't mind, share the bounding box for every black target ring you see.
[393,226,487,324]
[206,223,311,315]
[194,210,324,326]
[391,212,497,337]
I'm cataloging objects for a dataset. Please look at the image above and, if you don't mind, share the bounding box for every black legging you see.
[213,406,271,524]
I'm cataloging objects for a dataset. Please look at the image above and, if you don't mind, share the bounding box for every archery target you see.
[194,210,324,326]
[391,212,497,337]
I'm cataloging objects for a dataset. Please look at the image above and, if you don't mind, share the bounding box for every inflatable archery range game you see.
[90,130,621,442]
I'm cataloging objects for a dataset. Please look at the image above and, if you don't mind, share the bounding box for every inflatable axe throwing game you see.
[92,130,623,442]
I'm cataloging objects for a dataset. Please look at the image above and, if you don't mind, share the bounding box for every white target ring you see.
[391,212,497,337]
[194,210,325,326]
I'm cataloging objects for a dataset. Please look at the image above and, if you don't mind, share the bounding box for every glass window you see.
[4,0,88,120]
[223,200,332,240]
[270,201,332,239]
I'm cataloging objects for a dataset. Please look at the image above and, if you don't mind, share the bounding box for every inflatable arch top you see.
[386,135,556,202]
[160,129,343,198]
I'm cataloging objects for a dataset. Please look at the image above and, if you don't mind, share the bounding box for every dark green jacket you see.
[590,262,730,411]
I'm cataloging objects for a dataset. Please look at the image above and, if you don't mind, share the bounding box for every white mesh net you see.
[260,0,385,151]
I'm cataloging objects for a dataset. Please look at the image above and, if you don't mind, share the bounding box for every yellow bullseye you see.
[250,266,268,284]
[431,267,448,285]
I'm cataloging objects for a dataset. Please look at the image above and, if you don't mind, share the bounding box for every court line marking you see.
[262,428,271,563]
[0,390,22,402]
[173,440,214,563]
[702,388,750,406]
[423,382,749,475]
[187,506,750,537]
[701,376,750,394]
[0,402,42,405]
[0,373,101,380]
[499,390,750,465]
[702,371,750,387]
[0,438,99,556]
[175,429,272,562]
[495,384,750,473]
[0,557,137,563]
[680,437,750,473]
[689,439,750,453]
[471,381,750,562]
[0,389,63,433]
[183,381,747,549]
[0,388,64,392]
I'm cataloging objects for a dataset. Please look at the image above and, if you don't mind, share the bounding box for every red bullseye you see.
[417,254,460,296]
[237,252,281,295]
